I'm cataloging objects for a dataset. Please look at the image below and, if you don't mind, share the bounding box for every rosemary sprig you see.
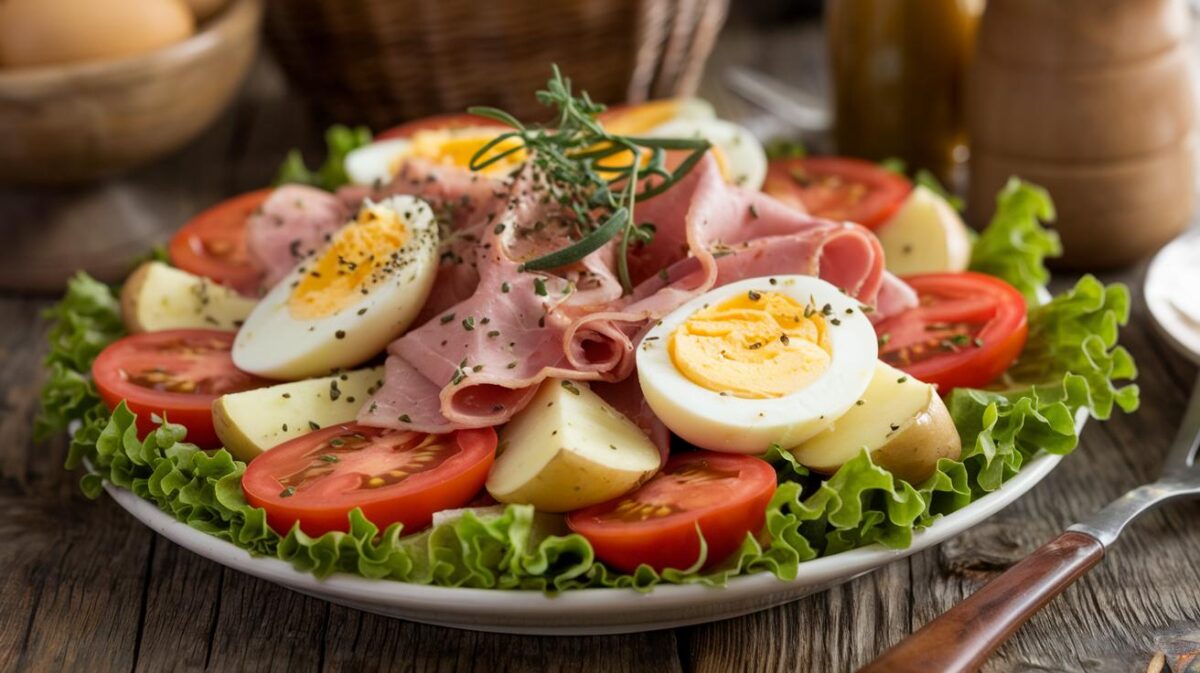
[467,66,710,293]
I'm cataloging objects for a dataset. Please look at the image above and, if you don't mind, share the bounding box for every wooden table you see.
[4,20,1200,673]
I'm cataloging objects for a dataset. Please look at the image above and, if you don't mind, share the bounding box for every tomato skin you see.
[763,156,911,229]
[168,189,272,295]
[875,272,1029,391]
[377,113,507,140]
[92,330,271,448]
[567,452,777,573]
[241,424,497,536]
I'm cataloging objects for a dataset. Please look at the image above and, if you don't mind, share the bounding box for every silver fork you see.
[859,376,1200,673]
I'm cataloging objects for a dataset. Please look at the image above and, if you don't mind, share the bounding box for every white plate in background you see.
[1145,232,1200,365]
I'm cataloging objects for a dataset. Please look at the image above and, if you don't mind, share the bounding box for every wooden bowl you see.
[0,0,262,185]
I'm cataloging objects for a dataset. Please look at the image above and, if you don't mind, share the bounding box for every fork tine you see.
[1162,375,1200,477]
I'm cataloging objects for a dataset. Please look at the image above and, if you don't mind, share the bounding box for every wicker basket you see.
[264,0,729,129]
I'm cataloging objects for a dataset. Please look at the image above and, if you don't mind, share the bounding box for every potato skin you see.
[870,393,962,484]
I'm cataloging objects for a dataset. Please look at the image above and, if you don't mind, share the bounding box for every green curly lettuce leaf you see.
[969,178,1063,302]
[41,198,1137,591]
[66,271,1135,590]
[35,273,124,441]
[70,402,760,590]
[945,275,1138,494]
[275,125,372,191]
[766,274,1138,555]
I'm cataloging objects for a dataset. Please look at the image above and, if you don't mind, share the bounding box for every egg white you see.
[645,117,767,191]
[344,125,519,187]
[636,275,878,454]
[233,195,439,380]
[345,138,412,186]
[659,98,717,123]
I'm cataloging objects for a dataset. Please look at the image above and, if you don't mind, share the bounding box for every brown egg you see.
[0,0,196,69]
[184,0,229,22]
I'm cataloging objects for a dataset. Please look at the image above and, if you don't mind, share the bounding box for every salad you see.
[38,69,1139,591]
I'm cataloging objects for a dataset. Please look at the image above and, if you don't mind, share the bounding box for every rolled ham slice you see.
[360,154,909,434]
[245,185,349,290]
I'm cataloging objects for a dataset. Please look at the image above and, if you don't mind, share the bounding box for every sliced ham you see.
[877,271,920,323]
[565,155,902,380]
[357,357,454,434]
[627,154,886,303]
[361,153,910,433]
[245,185,349,289]
[361,185,637,431]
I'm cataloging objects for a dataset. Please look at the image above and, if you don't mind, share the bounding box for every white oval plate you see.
[1145,232,1200,365]
[104,439,1071,635]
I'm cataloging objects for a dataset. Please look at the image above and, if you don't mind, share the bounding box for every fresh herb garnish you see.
[468,66,710,293]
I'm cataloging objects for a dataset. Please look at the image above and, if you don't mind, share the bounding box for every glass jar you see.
[826,0,984,181]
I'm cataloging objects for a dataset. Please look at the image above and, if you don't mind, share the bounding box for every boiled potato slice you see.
[789,361,961,483]
[120,261,256,333]
[486,379,661,513]
[875,185,971,276]
[212,366,383,462]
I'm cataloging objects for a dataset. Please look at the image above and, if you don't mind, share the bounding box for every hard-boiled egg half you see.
[233,195,439,380]
[345,125,526,186]
[600,99,768,190]
[636,276,878,454]
[344,99,767,191]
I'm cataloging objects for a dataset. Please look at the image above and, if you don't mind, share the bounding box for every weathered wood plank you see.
[681,264,1200,673]
[0,296,152,673]
[202,572,328,673]
[133,540,226,673]
[3,18,1200,673]
[323,611,683,673]
[685,559,913,673]
[908,275,1200,673]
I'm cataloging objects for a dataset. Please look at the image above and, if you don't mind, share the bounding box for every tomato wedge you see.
[92,330,272,447]
[168,189,271,295]
[763,156,911,229]
[874,272,1029,391]
[376,113,507,141]
[567,451,776,573]
[242,423,497,536]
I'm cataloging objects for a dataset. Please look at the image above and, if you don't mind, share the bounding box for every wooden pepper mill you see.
[967,0,1196,269]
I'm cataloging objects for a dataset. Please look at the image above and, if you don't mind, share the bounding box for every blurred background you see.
[0,0,1194,290]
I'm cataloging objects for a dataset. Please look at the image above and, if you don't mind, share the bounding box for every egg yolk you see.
[288,206,408,319]
[595,101,733,183]
[669,291,832,399]
[602,100,689,136]
[392,128,527,176]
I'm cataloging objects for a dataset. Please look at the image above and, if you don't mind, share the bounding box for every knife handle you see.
[857,531,1105,673]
